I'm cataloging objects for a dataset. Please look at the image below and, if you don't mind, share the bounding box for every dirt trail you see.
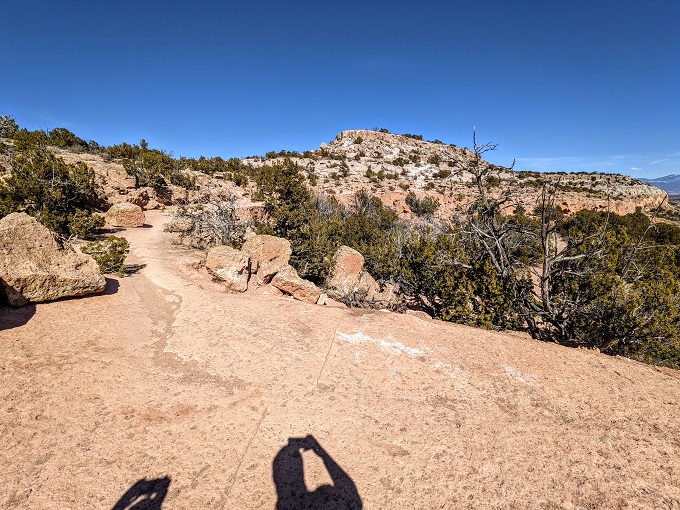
[1,210,679,509]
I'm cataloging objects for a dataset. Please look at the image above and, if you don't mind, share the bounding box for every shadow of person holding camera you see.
[273,435,362,510]
[111,477,170,510]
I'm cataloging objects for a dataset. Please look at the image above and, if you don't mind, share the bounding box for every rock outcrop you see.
[0,213,106,306]
[327,246,380,301]
[205,246,251,292]
[271,265,322,304]
[241,235,292,284]
[105,202,146,227]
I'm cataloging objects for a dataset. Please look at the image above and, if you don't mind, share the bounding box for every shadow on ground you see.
[111,477,170,510]
[0,303,36,330]
[108,437,361,509]
[273,435,362,510]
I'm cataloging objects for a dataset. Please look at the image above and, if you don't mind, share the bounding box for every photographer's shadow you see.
[273,435,362,510]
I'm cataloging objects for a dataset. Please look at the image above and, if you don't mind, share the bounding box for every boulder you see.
[165,217,194,233]
[327,246,380,301]
[106,202,146,227]
[126,187,160,210]
[271,265,321,304]
[0,213,106,306]
[241,235,292,284]
[205,246,251,292]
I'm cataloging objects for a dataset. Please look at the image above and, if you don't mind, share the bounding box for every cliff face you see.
[246,129,667,218]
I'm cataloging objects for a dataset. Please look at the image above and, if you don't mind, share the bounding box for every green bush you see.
[68,210,105,239]
[0,148,100,236]
[81,236,130,276]
[405,192,440,216]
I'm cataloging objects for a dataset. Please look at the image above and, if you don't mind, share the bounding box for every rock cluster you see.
[326,245,400,308]
[0,213,106,306]
[205,234,321,304]
[204,237,399,309]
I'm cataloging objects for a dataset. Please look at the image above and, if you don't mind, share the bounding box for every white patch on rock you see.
[504,365,537,386]
[336,331,424,358]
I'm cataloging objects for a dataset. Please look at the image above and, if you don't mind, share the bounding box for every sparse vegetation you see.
[81,236,130,277]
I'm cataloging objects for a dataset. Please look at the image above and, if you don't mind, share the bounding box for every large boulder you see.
[0,213,106,306]
[271,265,321,304]
[241,235,292,284]
[327,246,380,301]
[205,245,251,292]
[106,202,146,227]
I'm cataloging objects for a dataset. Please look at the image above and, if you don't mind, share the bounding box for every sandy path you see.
[1,210,679,509]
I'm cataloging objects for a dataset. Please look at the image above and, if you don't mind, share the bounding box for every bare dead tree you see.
[169,186,249,249]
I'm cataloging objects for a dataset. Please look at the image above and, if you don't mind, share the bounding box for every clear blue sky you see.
[1,0,678,177]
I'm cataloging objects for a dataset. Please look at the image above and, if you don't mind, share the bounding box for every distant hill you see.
[640,174,680,194]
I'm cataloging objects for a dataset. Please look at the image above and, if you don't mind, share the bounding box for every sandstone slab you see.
[0,213,106,306]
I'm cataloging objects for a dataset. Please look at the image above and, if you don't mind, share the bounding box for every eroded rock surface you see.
[271,264,322,304]
[0,212,105,306]
[205,245,251,292]
[241,234,292,284]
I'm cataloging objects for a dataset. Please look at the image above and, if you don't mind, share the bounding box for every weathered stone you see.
[127,187,160,210]
[316,293,328,306]
[248,284,284,297]
[205,245,250,292]
[241,235,292,284]
[165,217,194,233]
[169,185,189,204]
[105,202,145,227]
[327,246,380,301]
[271,265,321,304]
[0,213,106,306]
[405,309,432,320]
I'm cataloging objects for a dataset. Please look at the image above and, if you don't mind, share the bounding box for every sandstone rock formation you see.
[205,245,251,292]
[0,213,106,306]
[126,187,160,210]
[327,246,380,301]
[241,234,292,284]
[106,202,146,227]
[271,264,322,304]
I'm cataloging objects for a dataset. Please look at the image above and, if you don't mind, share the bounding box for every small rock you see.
[271,265,321,304]
[248,284,284,297]
[405,310,432,320]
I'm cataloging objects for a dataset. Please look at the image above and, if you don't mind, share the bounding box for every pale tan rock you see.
[0,213,105,306]
[316,293,328,306]
[205,245,250,292]
[248,284,284,297]
[271,265,321,304]
[241,234,292,284]
[327,246,380,302]
[324,297,347,308]
[406,309,432,320]
[127,187,160,210]
[105,202,146,227]
[170,185,189,204]
[165,217,194,233]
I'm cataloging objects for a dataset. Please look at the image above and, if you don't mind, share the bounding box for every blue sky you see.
[1,0,678,178]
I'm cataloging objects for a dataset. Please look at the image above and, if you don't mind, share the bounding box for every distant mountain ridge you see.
[640,174,680,194]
